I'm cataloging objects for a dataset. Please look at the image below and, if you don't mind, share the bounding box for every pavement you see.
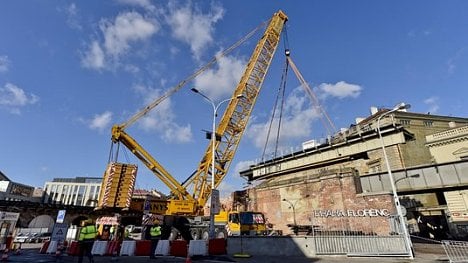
[2,241,450,263]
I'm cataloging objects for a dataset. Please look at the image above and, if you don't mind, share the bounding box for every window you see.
[229,213,239,224]
[76,186,85,206]
[400,119,411,126]
[424,120,433,127]
[62,185,69,204]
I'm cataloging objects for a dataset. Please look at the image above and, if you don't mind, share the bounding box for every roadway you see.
[5,241,448,262]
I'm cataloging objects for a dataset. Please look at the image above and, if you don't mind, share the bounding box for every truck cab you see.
[222,211,267,236]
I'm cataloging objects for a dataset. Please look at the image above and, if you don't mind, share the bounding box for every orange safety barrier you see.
[106,241,121,256]
[39,241,50,254]
[67,241,80,256]
[208,238,227,255]
[170,240,187,257]
[135,240,151,256]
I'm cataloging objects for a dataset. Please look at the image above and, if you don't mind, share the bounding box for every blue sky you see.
[1,1,467,197]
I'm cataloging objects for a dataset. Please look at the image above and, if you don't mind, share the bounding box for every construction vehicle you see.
[97,10,288,240]
[217,211,267,236]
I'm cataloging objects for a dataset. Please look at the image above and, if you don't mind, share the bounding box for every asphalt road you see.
[3,241,450,263]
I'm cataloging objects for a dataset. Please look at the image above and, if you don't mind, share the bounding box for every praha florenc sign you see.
[313,209,390,218]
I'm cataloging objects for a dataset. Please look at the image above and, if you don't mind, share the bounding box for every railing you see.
[427,125,468,142]
[314,235,407,256]
[442,240,468,263]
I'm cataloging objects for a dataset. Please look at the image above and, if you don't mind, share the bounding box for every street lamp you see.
[282,199,298,226]
[282,195,309,235]
[191,87,243,239]
[377,102,414,258]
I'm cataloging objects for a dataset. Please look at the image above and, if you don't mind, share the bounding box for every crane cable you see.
[261,28,290,162]
[260,24,337,160]
[275,24,291,158]
[287,56,336,136]
[118,21,269,131]
[260,58,288,162]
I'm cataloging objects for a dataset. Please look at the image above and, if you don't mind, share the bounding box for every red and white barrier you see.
[170,240,187,257]
[106,240,120,256]
[91,240,108,255]
[67,241,80,256]
[135,240,151,256]
[119,240,136,256]
[154,240,170,256]
[208,238,227,255]
[39,241,50,254]
[188,240,207,256]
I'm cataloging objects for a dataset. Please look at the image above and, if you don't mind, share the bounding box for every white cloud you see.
[81,11,159,70]
[217,160,255,197]
[89,111,113,132]
[424,96,439,114]
[65,3,82,30]
[246,87,322,151]
[318,81,362,99]
[447,48,465,74]
[193,54,245,100]
[166,2,224,60]
[101,12,159,57]
[407,29,431,38]
[134,84,193,143]
[217,181,238,198]
[117,0,156,12]
[233,160,255,177]
[81,41,105,69]
[0,83,39,114]
[0,55,10,73]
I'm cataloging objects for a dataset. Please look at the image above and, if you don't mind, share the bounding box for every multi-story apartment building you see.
[43,177,102,207]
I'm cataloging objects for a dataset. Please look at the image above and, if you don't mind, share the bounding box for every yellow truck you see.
[216,211,268,237]
[185,210,273,239]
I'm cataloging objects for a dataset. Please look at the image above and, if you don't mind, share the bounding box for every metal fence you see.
[442,240,468,263]
[314,235,407,256]
[310,214,411,256]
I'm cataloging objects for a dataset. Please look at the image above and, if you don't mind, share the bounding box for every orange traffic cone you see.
[1,249,9,261]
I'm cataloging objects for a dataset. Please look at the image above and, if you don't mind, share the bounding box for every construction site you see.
[2,7,468,262]
[77,8,468,260]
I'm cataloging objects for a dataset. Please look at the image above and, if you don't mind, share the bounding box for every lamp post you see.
[191,88,243,239]
[377,102,413,258]
[282,195,309,235]
[282,199,298,226]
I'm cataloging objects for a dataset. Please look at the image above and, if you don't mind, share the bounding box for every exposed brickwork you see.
[248,170,394,235]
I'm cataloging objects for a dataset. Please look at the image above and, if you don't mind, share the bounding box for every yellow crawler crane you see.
[99,10,288,239]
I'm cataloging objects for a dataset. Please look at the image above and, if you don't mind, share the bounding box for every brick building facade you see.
[240,107,468,238]
[248,168,395,235]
